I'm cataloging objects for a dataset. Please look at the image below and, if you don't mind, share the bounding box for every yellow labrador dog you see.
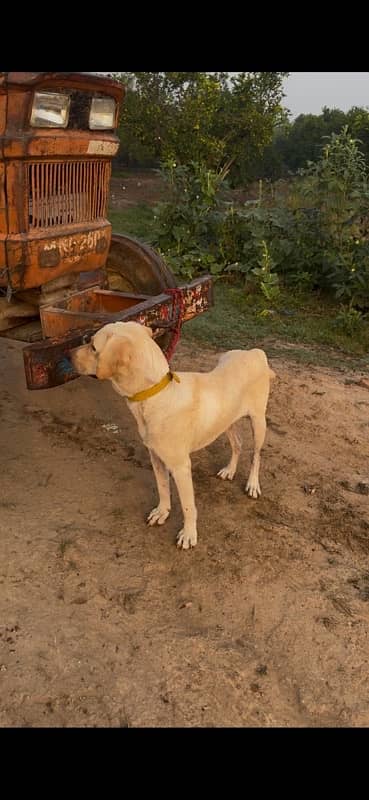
[71,321,275,550]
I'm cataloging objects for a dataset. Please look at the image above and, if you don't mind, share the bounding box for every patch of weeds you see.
[334,306,365,337]
[110,508,125,519]
[58,538,74,557]
[182,283,369,370]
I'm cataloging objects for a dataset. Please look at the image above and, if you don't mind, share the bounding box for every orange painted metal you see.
[1,73,214,389]
[0,72,124,290]
[40,289,149,338]
[23,276,213,390]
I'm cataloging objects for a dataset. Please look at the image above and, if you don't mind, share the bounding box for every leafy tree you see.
[273,107,347,173]
[258,106,369,180]
[297,126,369,304]
[154,128,369,306]
[346,106,369,162]
[216,72,288,183]
[113,72,287,180]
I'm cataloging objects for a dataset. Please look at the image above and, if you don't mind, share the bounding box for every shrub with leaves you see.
[233,128,369,305]
[335,306,365,336]
[251,240,280,304]
[294,126,369,305]
[153,128,369,307]
[153,160,233,278]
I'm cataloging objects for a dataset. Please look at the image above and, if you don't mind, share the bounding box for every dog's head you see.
[71,321,161,388]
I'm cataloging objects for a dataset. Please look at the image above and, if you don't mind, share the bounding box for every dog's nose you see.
[69,349,79,368]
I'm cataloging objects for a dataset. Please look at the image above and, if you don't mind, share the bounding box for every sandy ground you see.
[1,334,369,728]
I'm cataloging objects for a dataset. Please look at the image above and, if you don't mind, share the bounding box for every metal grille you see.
[28,160,111,229]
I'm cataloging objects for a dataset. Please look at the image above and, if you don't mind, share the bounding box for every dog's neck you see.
[112,341,173,442]
[111,338,170,401]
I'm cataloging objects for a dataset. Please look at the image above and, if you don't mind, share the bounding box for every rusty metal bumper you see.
[22,275,213,390]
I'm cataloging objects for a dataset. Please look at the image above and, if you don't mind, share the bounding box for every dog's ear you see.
[96,336,131,380]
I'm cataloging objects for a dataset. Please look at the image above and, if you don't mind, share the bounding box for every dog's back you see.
[157,348,274,455]
[217,348,275,381]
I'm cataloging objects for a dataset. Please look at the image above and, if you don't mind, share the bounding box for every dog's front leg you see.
[147,449,171,526]
[171,458,198,550]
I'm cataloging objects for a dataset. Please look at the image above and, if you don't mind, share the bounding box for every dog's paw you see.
[176,528,197,550]
[147,506,170,526]
[245,480,261,499]
[217,465,235,481]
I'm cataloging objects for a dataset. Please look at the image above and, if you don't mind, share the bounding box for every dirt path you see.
[1,336,369,727]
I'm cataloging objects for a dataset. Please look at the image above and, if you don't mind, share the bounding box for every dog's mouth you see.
[70,345,99,379]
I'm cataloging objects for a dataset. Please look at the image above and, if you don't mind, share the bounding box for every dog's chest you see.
[110,382,148,444]
[129,404,150,445]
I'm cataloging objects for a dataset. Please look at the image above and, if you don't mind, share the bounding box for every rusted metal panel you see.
[0,74,214,384]
[181,279,215,322]
[23,276,213,390]
[67,289,150,314]
[4,161,28,234]
[1,73,123,145]
[1,72,123,161]
[28,159,111,228]
[3,73,124,104]
[40,290,149,338]
[6,221,111,289]
[3,132,121,160]
[0,72,122,295]
[0,161,6,281]
[0,92,6,141]
[23,293,173,390]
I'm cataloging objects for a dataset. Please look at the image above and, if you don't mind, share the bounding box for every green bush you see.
[153,160,233,278]
[153,129,369,307]
[335,306,365,336]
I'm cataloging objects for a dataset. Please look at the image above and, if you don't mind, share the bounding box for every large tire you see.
[105,233,177,353]
[106,233,177,294]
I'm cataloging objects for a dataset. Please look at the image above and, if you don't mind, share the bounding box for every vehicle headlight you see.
[30,92,70,128]
[89,97,116,130]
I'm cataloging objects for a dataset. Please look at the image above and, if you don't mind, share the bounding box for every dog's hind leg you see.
[147,449,171,526]
[245,414,266,498]
[217,422,242,481]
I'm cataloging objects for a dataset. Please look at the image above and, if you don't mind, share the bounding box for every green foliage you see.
[153,128,369,307]
[153,160,233,278]
[113,72,287,183]
[256,106,369,180]
[108,204,369,362]
[108,205,156,243]
[295,127,369,304]
[274,107,348,174]
[113,73,369,185]
[182,284,369,363]
[335,306,365,337]
[251,240,280,305]
[232,128,369,306]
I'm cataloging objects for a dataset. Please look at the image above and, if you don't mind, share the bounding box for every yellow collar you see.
[127,370,180,403]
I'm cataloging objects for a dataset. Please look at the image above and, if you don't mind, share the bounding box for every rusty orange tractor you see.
[0,72,212,389]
